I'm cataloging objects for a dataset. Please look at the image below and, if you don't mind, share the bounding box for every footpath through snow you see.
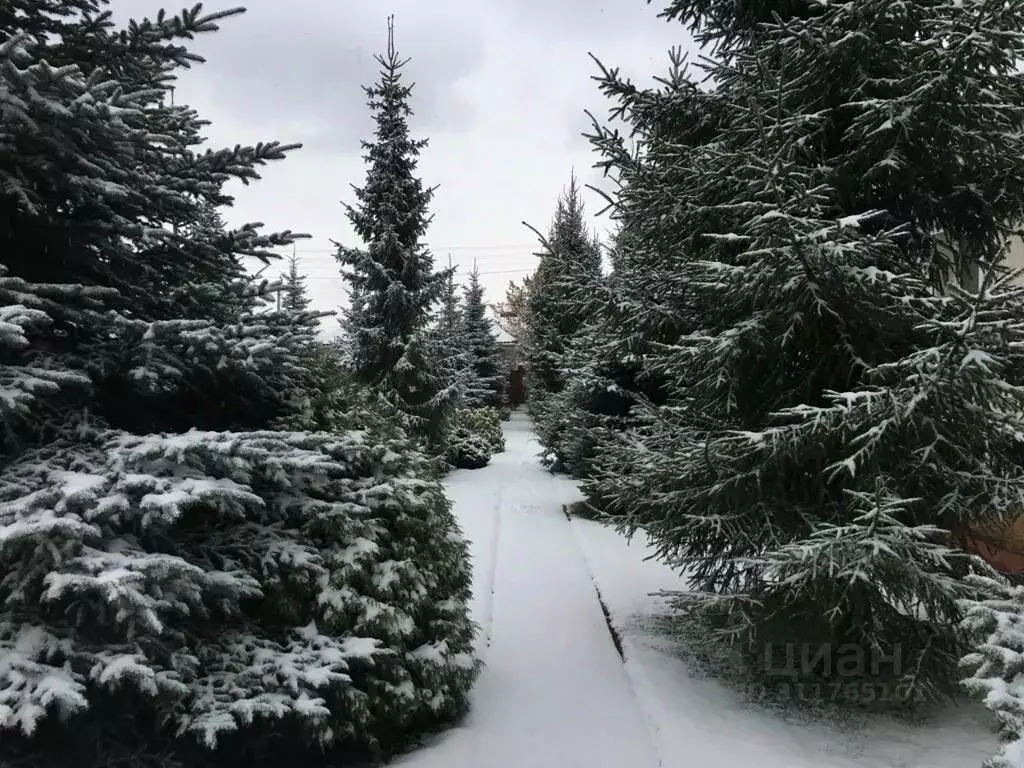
[395,412,663,767]
[396,412,1000,768]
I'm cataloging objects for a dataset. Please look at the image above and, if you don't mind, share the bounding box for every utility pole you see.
[276,244,295,312]
[169,86,179,235]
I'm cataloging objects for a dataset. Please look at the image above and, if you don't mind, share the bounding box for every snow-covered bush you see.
[457,408,505,454]
[446,428,492,470]
[961,577,1024,768]
[442,407,508,470]
[499,406,512,422]
[0,426,477,758]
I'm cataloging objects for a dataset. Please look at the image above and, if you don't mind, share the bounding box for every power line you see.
[297,267,535,281]
[271,243,543,255]
[299,261,535,275]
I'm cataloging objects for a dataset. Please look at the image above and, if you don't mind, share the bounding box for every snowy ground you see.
[395,412,1001,767]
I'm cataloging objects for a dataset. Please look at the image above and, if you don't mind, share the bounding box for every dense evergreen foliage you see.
[524,174,603,466]
[462,264,506,410]
[281,253,312,314]
[574,0,1024,709]
[0,5,478,766]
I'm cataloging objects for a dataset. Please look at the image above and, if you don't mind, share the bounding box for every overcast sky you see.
[114,0,695,334]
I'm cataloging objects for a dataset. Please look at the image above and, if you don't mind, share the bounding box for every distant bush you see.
[459,408,505,453]
[447,428,492,469]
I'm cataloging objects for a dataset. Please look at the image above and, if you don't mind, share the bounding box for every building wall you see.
[960,235,1024,290]
[1007,237,1024,283]
[954,235,1024,572]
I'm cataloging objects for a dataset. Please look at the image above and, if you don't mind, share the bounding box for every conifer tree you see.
[0,5,477,765]
[462,263,505,410]
[336,17,455,448]
[525,173,603,464]
[432,256,471,407]
[545,224,660,480]
[280,252,312,314]
[583,0,1024,701]
[437,259,464,343]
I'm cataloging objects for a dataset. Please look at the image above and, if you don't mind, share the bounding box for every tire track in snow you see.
[565,507,666,768]
[478,485,503,657]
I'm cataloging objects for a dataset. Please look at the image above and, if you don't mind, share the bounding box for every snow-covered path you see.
[394,412,997,768]
[394,412,663,767]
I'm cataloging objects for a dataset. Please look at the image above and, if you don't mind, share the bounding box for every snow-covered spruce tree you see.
[335,18,457,452]
[524,173,603,467]
[550,220,672,513]
[582,0,1024,699]
[335,253,367,370]
[0,5,476,767]
[434,258,472,409]
[546,229,651,482]
[280,253,312,314]
[462,263,505,410]
[428,261,496,470]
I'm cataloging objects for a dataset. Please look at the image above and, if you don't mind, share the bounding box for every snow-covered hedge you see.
[458,408,505,454]
[446,428,492,470]
[0,427,478,759]
[444,408,508,470]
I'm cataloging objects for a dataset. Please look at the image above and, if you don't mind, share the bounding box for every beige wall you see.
[1006,237,1024,284]
[956,235,1024,291]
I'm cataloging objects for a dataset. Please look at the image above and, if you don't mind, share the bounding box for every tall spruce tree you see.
[335,17,455,448]
[431,257,471,409]
[525,172,603,464]
[544,223,662,480]
[462,263,505,410]
[583,0,1024,705]
[0,5,477,766]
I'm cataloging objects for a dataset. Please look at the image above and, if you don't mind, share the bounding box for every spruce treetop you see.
[280,253,312,314]
[344,16,435,252]
[335,17,455,445]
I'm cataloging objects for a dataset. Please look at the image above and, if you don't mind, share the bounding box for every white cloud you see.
[115,0,696,331]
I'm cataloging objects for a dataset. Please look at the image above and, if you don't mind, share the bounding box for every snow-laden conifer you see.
[583,0,1024,701]
[0,5,478,765]
[524,174,603,464]
[335,18,456,450]
[462,264,505,411]
[280,253,312,314]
